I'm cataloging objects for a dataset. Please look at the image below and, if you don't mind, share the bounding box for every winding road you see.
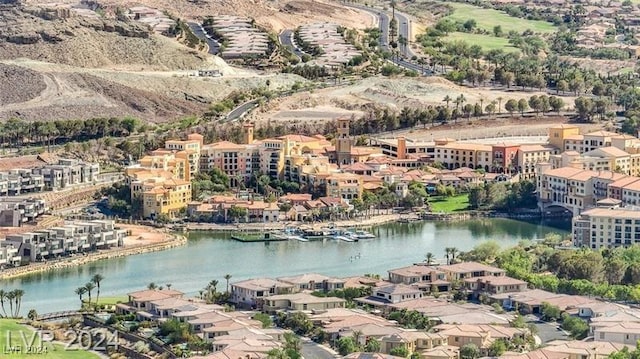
[188,21,221,55]
[339,2,431,75]
[226,99,260,122]
[279,29,305,60]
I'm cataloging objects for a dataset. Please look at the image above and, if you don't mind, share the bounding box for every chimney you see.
[397,137,407,160]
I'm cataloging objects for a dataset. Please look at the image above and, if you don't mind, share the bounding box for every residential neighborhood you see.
[103,260,640,359]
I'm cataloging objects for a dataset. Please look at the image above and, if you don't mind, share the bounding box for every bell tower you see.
[243,123,254,144]
[336,117,352,166]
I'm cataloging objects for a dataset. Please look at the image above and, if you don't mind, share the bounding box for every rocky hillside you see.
[0,63,207,122]
[0,2,209,70]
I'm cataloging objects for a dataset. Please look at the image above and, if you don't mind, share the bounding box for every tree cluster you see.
[468,180,537,210]
[489,236,640,302]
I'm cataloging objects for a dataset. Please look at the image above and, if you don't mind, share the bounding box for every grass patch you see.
[445,32,520,52]
[0,319,100,358]
[91,295,129,305]
[429,194,470,213]
[444,3,557,34]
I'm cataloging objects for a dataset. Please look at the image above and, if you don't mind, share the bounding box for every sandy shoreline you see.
[0,224,187,281]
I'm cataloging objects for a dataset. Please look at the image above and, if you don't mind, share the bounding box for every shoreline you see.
[184,212,417,232]
[0,211,568,281]
[0,233,187,281]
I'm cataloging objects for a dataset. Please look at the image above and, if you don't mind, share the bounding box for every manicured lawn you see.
[93,296,128,305]
[429,194,470,213]
[445,32,520,52]
[444,3,557,34]
[0,319,100,358]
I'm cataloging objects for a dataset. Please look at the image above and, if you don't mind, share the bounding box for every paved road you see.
[394,10,415,58]
[187,21,220,55]
[525,315,570,344]
[279,29,304,59]
[226,99,260,121]
[300,337,337,359]
[341,3,431,75]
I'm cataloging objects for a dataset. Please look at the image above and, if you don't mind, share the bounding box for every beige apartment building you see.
[573,207,640,249]
[433,141,492,171]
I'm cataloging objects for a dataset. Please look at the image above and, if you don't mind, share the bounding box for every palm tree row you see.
[74,273,104,310]
[445,247,459,265]
[0,289,25,318]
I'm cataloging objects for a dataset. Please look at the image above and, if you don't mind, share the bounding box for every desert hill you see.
[0,2,211,70]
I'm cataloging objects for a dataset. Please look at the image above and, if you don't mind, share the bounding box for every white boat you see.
[353,230,376,239]
[334,235,354,242]
[284,234,308,242]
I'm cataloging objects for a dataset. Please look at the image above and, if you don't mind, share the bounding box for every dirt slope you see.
[0,2,210,70]
[0,63,206,122]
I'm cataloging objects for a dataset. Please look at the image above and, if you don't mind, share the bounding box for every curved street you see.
[187,21,221,55]
[339,2,431,75]
[279,29,304,60]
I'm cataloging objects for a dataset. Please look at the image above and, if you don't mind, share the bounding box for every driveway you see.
[525,315,570,344]
[300,337,338,359]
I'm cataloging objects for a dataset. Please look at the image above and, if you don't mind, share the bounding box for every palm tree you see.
[497,96,503,115]
[224,274,232,294]
[84,282,96,306]
[445,247,452,264]
[454,94,466,111]
[391,0,397,20]
[75,287,87,308]
[443,95,452,109]
[147,282,158,290]
[13,289,24,318]
[209,280,219,293]
[166,284,172,290]
[0,290,7,317]
[6,291,14,318]
[425,252,435,265]
[91,274,104,305]
[450,247,459,263]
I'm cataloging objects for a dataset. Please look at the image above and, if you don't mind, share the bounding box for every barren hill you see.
[0,2,210,70]
[0,63,206,122]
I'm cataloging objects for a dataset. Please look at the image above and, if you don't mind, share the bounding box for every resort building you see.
[277,273,345,292]
[230,278,294,309]
[433,140,492,171]
[326,172,363,200]
[536,165,627,214]
[516,145,557,179]
[437,262,506,281]
[0,197,47,227]
[187,196,280,223]
[463,276,528,295]
[387,264,451,293]
[0,158,99,196]
[572,207,640,249]
[356,284,427,308]
[127,151,191,182]
[200,141,260,186]
[4,220,126,264]
[263,292,346,313]
[164,133,203,175]
[141,178,192,219]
